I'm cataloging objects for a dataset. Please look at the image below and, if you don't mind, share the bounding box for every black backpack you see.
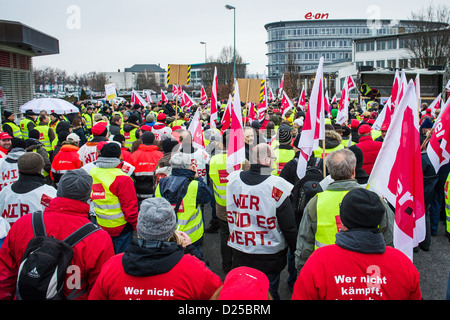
[291,158,324,226]
[16,211,100,300]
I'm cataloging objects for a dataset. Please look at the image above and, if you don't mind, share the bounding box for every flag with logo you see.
[210,67,219,131]
[324,91,331,116]
[296,57,325,179]
[248,102,256,123]
[201,86,208,105]
[298,88,306,111]
[278,74,284,99]
[145,90,153,104]
[281,91,294,118]
[427,96,450,173]
[187,107,205,150]
[227,79,245,173]
[372,97,392,131]
[181,90,195,108]
[368,80,425,261]
[131,90,147,107]
[428,93,441,114]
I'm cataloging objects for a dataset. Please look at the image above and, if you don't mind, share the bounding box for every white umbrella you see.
[19,98,79,115]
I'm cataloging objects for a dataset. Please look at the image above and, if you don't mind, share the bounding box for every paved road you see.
[201,205,450,300]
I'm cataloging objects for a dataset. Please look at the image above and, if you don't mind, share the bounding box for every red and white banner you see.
[336,79,350,125]
[145,90,153,104]
[298,88,306,111]
[187,107,205,150]
[227,80,245,173]
[296,57,325,179]
[221,95,232,134]
[281,91,294,118]
[181,90,195,109]
[278,74,284,98]
[372,96,392,131]
[131,90,147,107]
[428,93,441,114]
[324,91,331,116]
[210,67,219,131]
[427,96,450,173]
[201,86,208,105]
[269,88,275,101]
[160,89,168,103]
[368,80,425,261]
[248,102,256,123]
[172,85,178,98]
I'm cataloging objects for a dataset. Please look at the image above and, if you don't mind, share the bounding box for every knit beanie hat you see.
[100,142,121,159]
[340,188,385,230]
[141,131,155,145]
[3,110,13,119]
[18,152,44,175]
[162,138,179,153]
[11,137,27,150]
[56,168,93,203]
[278,125,292,145]
[137,197,177,241]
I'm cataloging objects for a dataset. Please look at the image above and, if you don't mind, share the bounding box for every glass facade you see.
[264,19,416,88]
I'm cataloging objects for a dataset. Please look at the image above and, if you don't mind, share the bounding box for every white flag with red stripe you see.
[368,80,425,261]
[281,91,294,118]
[296,57,325,179]
[201,86,208,105]
[227,79,245,173]
[336,79,350,125]
[372,97,392,131]
[131,90,147,107]
[172,85,178,98]
[248,102,256,123]
[278,74,284,98]
[187,107,205,150]
[324,91,331,116]
[427,96,450,173]
[145,90,153,104]
[445,79,450,91]
[269,88,275,101]
[298,88,306,111]
[429,93,441,114]
[210,67,219,131]
[181,90,195,108]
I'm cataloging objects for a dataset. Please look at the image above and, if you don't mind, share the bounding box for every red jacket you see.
[292,244,422,300]
[88,251,222,300]
[51,144,82,183]
[0,197,115,300]
[356,135,382,175]
[129,144,163,198]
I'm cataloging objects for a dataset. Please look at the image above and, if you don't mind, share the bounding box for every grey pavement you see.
[201,205,450,300]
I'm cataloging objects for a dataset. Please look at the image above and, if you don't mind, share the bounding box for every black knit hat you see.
[100,142,121,159]
[340,188,385,229]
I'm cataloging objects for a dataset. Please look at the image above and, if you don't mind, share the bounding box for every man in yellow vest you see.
[34,114,56,158]
[271,125,295,176]
[19,110,37,140]
[89,142,139,254]
[295,148,394,272]
[1,110,22,139]
[155,152,213,257]
[82,106,94,134]
[313,127,345,159]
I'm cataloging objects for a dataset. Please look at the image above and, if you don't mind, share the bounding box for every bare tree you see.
[404,4,450,69]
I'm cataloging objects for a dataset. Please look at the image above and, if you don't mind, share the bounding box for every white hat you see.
[67,133,80,142]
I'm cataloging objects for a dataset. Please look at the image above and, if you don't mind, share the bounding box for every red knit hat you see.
[91,122,108,136]
[157,113,166,121]
[350,119,359,129]
[218,267,269,300]
[358,124,372,135]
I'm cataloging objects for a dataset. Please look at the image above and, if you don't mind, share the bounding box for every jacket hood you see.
[152,123,167,130]
[324,130,342,149]
[6,148,26,161]
[335,229,386,254]
[158,170,194,203]
[95,156,122,169]
[122,238,184,276]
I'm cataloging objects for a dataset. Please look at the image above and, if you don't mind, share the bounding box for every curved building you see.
[264,19,446,89]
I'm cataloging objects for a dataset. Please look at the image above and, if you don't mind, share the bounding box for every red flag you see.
[177,85,183,97]
[278,74,284,98]
[336,79,349,125]
[372,97,392,130]
[390,70,401,112]
[160,89,168,103]
[427,96,450,173]
[331,94,337,104]
[221,95,232,133]
[324,91,331,116]
[210,67,218,130]
[201,86,208,105]
[187,107,205,150]
[368,80,425,261]
[428,93,441,114]
[172,85,178,98]
[131,90,147,107]
[227,80,245,172]
[269,88,275,101]
[145,90,153,104]
[298,88,306,111]
[296,57,325,179]
[347,75,356,91]
[248,102,256,123]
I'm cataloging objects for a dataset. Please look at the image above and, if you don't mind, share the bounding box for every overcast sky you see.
[1,0,448,76]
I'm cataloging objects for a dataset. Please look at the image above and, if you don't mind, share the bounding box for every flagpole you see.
[322,139,326,178]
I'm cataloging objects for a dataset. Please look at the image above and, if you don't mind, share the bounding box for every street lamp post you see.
[200,41,207,64]
[225,4,236,81]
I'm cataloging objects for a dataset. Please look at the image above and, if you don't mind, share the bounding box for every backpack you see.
[16,211,100,300]
[291,157,324,226]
